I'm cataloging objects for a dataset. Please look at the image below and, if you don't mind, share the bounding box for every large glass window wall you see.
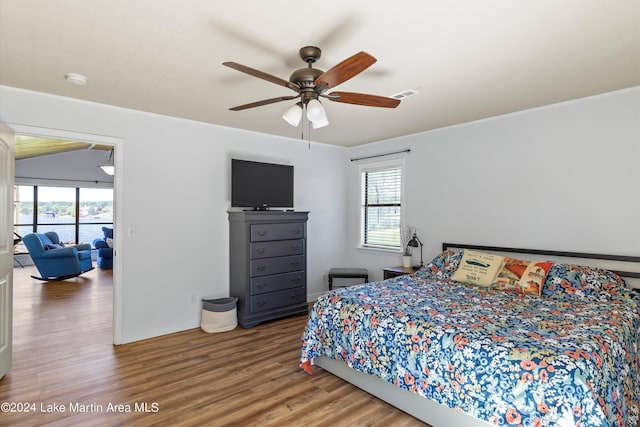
[14,185,113,249]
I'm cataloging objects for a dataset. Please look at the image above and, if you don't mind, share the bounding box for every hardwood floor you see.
[1,266,427,426]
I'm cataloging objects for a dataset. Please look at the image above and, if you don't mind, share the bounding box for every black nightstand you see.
[382,266,420,280]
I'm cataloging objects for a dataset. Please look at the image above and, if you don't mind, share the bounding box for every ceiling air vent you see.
[391,89,420,100]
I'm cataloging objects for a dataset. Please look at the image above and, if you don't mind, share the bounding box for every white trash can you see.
[201,297,238,333]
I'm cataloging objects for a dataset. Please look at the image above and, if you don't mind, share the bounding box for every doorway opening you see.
[9,124,123,344]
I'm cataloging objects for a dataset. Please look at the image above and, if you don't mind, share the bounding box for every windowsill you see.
[357,245,403,256]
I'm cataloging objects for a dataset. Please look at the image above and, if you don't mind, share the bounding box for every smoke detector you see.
[65,73,88,86]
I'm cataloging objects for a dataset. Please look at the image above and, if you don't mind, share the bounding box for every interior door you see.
[0,123,15,378]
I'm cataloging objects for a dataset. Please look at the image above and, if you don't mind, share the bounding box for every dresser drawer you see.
[250,287,306,313]
[251,272,305,295]
[250,223,305,242]
[250,239,304,259]
[250,255,304,277]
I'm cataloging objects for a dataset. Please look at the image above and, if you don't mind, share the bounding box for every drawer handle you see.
[291,277,301,284]
[257,230,268,236]
[256,300,267,306]
[256,265,267,272]
[256,248,266,254]
[290,261,300,267]
[291,245,300,251]
[291,293,301,299]
[256,283,267,289]
[292,228,302,234]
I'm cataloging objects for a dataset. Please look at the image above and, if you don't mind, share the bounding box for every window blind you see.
[362,165,402,249]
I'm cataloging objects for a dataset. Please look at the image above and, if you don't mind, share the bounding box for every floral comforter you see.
[300,252,640,427]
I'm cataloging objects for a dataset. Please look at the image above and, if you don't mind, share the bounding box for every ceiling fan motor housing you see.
[289,67,324,90]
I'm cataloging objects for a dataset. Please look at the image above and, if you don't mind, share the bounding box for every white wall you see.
[1,86,348,343]
[4,85,638,342]
[345,87,640,281]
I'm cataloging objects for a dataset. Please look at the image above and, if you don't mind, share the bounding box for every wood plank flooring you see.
[1,266,427,426]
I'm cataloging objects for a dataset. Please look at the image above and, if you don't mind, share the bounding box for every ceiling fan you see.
[223,46,400,129]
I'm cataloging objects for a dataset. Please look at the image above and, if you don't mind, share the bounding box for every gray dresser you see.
[228,211,309,328]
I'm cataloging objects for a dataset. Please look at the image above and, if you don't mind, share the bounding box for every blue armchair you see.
[92,227,113,269]
[22,232,94,280]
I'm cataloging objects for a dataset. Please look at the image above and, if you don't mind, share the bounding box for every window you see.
[14,185,34,239]
[78,188,114,242]
[37,186,76,243]
[14,185,113,246]
[360,161,403,250]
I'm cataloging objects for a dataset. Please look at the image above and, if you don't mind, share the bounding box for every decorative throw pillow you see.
[451,250,504,286]
[493,257,553,296]
[542,263,627,300]
[44,243,64,250]
[106,237,114,248]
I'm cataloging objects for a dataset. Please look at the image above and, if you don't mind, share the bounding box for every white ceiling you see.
[1,1,638,147]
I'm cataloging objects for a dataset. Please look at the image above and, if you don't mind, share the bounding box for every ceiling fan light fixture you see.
[282,103,303,127]
[306,99,326,122]
[99,149,115,176]
[100,165,115,175]
[312,115,329,129]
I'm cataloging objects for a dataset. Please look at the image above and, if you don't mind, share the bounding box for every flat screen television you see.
[231,159,294,210]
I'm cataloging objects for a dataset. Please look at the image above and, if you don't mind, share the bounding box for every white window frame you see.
[358,158,405,253]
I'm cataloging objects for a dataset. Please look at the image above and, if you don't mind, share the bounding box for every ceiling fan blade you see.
[229,95,300,111]
[223,62,300,92]
[327,91,400,108]
[314,52,377,90]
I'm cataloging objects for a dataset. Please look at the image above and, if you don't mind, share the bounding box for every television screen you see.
[231,159,294,209]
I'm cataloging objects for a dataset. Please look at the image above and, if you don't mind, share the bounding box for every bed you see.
[300,243,640,427]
